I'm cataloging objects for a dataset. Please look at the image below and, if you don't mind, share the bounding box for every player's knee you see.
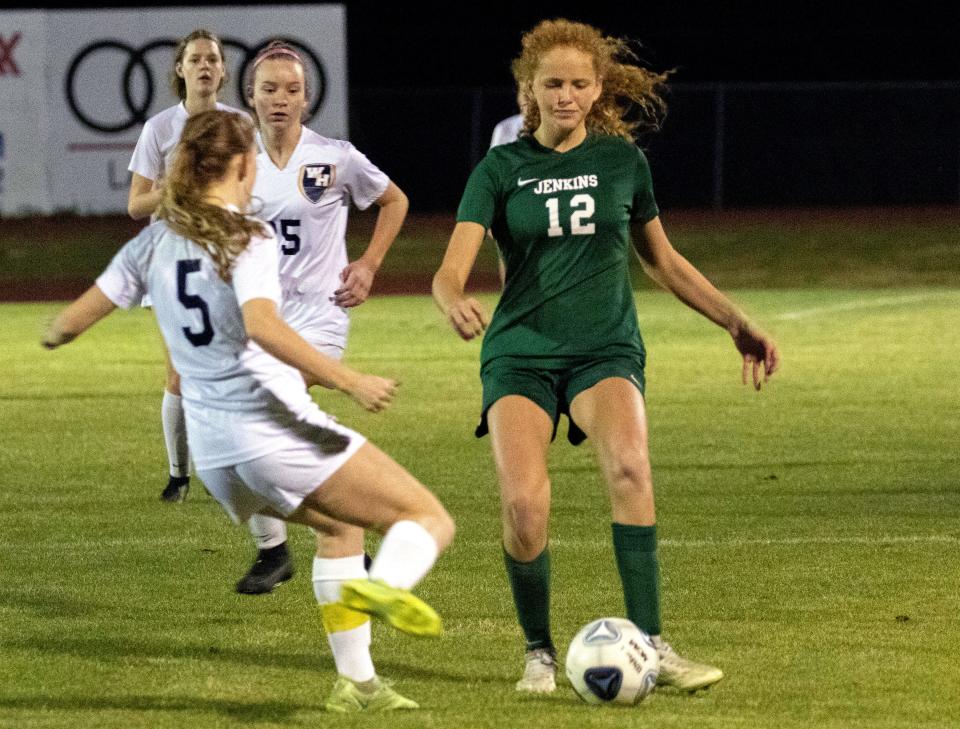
[503,491,549,546]
[432,509,456,551]
[612,451,651,484]
[413,485,456,550]
[607,456,652,500]
[401,494,455,552]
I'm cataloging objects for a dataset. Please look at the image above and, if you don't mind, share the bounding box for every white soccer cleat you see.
[652,637,724,692]
[516,647,557,693]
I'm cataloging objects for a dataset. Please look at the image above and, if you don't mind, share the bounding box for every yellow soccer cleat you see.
[324,676,419,712]
[339,578,442,637]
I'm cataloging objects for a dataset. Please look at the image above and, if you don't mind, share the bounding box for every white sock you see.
[313,555,375,683]
[247,514,288,550]
[369,520,439,591]
[161,391,189,478]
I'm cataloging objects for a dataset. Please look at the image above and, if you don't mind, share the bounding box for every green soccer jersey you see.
[456,133,659,369]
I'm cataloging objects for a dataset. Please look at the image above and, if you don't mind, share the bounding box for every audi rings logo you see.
[66,37,327,133]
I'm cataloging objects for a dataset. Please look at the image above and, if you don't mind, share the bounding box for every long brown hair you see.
[155,110,265,281]
[170,29,227,101]
[512,19,670,140]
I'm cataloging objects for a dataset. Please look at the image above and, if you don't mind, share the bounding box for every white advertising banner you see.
[43,5,347,214]
[0,11,52,215]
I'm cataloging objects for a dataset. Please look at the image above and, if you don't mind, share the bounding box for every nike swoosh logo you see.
[518,178,538,187]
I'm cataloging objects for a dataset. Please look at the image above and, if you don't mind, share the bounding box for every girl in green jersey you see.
[434,19,779,694]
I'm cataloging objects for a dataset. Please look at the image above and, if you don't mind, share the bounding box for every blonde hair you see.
[512,18,670,140]
[170,29,227,101]
[156,110,265,281]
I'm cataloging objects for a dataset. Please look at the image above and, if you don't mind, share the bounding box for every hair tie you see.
[252,47,302,68]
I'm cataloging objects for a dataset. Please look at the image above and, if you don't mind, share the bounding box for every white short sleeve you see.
[95,230,152,309]
[232,228,282,306]
[490,114,524,148]
[343,144,390,211]
[128,119,163,180]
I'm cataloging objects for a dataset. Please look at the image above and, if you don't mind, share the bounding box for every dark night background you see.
[22,2,960,83]
[343,2,960,210]
[343,2,960,86]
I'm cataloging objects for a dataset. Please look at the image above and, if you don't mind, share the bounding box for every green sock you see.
[503,547,553,651]
[612,523,662,636]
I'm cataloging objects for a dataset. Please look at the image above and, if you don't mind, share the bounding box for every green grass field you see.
[1,284,958,728]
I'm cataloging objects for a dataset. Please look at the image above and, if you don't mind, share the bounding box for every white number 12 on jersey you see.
[546,194,596,237]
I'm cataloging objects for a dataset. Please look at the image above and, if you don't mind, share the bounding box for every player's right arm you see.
[432,221,489,340]
[127,173,162,220]
[42,231,149,348]
[241,298,396,412]
[42,285,117,349]
[434,155,500,340]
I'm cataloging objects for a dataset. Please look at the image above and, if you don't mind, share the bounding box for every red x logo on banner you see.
[0,33,22,76]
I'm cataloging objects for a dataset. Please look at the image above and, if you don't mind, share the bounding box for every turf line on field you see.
[477,535,960,550]
[2,534,957,553]
[775,292,957,320]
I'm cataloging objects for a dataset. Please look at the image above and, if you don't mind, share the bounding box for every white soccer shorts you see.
[197,419,366,524]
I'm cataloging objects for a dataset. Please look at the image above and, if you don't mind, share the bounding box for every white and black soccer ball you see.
[565,618,659,705]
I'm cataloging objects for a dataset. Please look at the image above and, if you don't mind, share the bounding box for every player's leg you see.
[281,440,454,636]
[198,437,451,710]
[235,514,294,595]
[289,441,454,578]
[312,518,418,712]
[570,375,723,692]
[487,395,557,693]
[301,339,415,709]
[205,438,453,626]
[159,345,190,502]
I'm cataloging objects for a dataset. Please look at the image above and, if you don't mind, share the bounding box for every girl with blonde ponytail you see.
[155,110,266,282]
[435,18,779,695]
[127,32,296,595]
[43,110,455,670]
[126,29,247,508]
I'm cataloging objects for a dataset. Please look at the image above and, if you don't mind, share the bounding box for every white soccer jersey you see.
[128,101,248,183]
[95,220,347,471]
[253,126,389,347]
[490,113,525,148]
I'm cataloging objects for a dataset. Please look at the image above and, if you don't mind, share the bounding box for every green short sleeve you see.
[631,148,659,224]
[457,156,499,228]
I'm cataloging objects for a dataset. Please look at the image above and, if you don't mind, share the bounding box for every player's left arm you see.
[334,181,409,308]
[41,285,117,349]
[632,216,780,389]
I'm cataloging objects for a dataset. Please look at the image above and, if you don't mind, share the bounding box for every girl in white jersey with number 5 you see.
[44,110,453,712]
[127,29,247,505]
[127,30,300,598]
[242,42,415,711]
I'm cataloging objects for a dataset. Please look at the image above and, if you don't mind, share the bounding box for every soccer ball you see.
[565,618,659,705]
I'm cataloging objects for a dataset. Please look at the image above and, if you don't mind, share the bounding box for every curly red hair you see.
[512,18,671,140]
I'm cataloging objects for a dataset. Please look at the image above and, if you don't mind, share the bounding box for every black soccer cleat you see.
[235,543,295,595]
[160,475,190,503]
